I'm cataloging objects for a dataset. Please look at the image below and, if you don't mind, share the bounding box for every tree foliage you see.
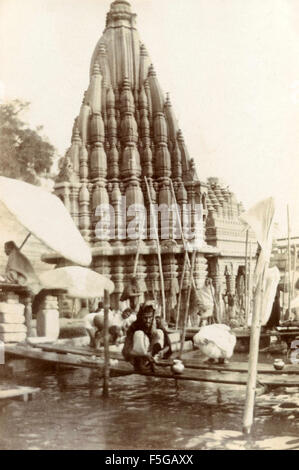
[0,100,56,185]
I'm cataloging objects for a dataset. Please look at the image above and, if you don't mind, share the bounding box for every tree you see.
[0,99,56,185]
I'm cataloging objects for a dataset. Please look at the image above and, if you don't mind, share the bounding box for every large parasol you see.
[39,266,114,299]
[0,176,91,267]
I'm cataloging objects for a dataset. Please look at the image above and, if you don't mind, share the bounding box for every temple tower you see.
[49,1,255,323]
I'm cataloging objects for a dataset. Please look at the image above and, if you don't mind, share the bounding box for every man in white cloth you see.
[197,278,215,325]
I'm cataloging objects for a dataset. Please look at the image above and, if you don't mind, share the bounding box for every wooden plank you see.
[258,373,299,387]
[139,366,299,387]
[0,386,40,400]
[139,367,250,385]
[32,343,299,376]
[233,328,299,338]
[184,326,299,338]
[174,358,299,375]
[32,343,125,360]
[5,345,134,376]
[32,338,193,360]
[4,345,299,386]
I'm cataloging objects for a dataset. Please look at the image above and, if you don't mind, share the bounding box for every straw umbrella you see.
[0,176,92,267]
[40,266,115,396]
[0,176,92,335]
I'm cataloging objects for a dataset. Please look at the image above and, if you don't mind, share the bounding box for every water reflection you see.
[0,367,298,450]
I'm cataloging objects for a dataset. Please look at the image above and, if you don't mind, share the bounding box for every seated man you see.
[2,240,40,294]
[122,301,171,373]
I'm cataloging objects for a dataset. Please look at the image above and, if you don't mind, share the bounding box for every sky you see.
[1,0,299,237]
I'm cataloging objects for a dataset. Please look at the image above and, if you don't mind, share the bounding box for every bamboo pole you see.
[103,289,110,398]
[144,176,166,320]
[169,180,197,292]
[287,205,291,319]
[292,244,297,299]
[179,249,196,358]
[133,213,145,277]
[19,232,31,251]
[282,257,288,320]
[246,241,252,327]
[243,266,266,435]
[169,179,202,327]
[244,229,249,322]
[176,251,188,330]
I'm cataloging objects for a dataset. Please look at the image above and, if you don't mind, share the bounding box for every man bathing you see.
[84,302,136,349]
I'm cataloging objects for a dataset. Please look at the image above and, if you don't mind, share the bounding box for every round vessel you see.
[273,359,285,370]
[171,359,185,374]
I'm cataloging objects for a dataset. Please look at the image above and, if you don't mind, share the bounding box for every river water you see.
[0,357,298,450]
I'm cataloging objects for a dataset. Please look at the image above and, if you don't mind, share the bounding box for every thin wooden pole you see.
[243,266,266,435]
[282,257,288,319]
[244,229,249,322]
[169,180,197,292]
[179,250,196,358]
[19,232,31,251]
[103,289,110,398]
[144,176,166,320]
[176,251,188,330]
[292,244,297,299]
[246,241,252,327]
[169,180,187,249]
[169,179,202,327]
[133,214,145,277]
[287,206,291,319]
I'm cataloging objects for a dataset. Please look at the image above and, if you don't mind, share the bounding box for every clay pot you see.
[273,359,285,370]
[171,359,185,374]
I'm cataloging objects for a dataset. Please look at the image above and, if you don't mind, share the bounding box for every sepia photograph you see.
[0,0,299,453]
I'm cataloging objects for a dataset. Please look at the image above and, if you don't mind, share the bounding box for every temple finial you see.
[140,44,147,57]
[92,62,101,75]
[165,92,171,106]
[148,64,156,77]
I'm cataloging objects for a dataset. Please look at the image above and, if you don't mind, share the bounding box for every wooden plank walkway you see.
[138,367,299,387]
[5,344,134,377]
[0,385,40,402]
[32,343,299,375]
[186,326,299,339]
[5,343,299,388]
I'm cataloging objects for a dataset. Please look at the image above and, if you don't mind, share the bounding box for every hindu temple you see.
[44,0,256,323]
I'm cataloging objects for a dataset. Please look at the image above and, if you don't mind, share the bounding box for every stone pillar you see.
[110,256,125,310]
[0,292,27,343]
[208,258,227,323]
[36,295,60,341]
[162,253,179,323]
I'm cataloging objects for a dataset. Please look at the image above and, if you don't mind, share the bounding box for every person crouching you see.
[84,302,115,348]
[122,301,171,373]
